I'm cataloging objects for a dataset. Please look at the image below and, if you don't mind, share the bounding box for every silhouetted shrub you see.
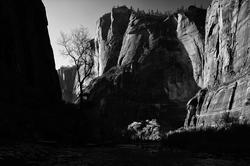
[162,124,250,153]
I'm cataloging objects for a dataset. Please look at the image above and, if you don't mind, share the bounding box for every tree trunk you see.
[79,81,84,110]
[77,68,84,110]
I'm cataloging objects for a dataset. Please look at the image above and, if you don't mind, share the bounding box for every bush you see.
[127,119,161,141]
[162,124,250,153]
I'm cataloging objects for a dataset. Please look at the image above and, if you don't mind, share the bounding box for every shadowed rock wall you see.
[58,66,77,103]
[0,0,61,108]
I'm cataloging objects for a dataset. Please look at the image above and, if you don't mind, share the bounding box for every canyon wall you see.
[0,0,61,108]
[185,0,250,128]
[84,6,206,139]
[95,7,131,75]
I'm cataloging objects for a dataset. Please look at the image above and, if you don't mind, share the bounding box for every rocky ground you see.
[0,142,249,166]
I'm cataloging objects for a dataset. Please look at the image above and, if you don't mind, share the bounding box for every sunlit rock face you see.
[86,6,205,139]
[95,6,131,75]
[177,6,206,87]
[185,0,250,128]
[0,0,61,108]
[58,66,77,103]
[203,0,250,88]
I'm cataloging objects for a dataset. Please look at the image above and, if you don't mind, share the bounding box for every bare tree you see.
[58,26,95,108]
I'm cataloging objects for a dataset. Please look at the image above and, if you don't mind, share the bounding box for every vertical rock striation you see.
[185,0,250,128]
[177,6,206,87]
[95,6,131,75]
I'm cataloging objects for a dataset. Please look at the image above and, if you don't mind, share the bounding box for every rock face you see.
[177,6,206,87]
[185,0,250,128]
[0,0,61,108]
[85,6,206,139]
[58,66,77,103]
[95,6,131,75]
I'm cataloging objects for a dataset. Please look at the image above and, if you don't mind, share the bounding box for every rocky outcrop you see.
[85,6,206,139]
[58,66,77,103]
[0,0,61,108]
[95,6,131,75]
[185,0,250,128]
[116,13,199,103]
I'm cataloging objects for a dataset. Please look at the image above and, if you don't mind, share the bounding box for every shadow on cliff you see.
[0,0,94,145]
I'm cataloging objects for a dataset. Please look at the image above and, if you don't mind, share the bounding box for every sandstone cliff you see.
[185,0,250,128]
[177,6,206,87]
[0,0,61,108]
[95,6,131,75]
[84,6,206,139]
